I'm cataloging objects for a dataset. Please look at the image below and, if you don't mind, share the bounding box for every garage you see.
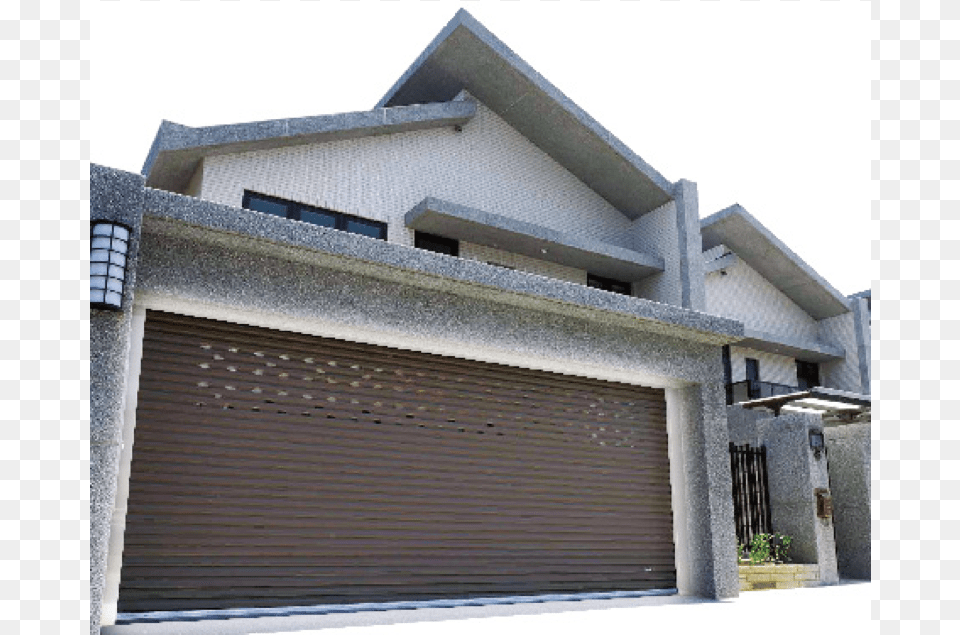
[117,310,676,614]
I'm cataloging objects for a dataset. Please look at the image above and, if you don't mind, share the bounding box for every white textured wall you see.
[817,308,864,394]
[459,242,586,285]
[201,100,636,251]
[632,200,681,305]
[729,345,798,386]
[704,258,818,341]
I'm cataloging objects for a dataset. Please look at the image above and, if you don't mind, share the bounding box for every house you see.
[90,9,869,633]
[697,204,871,583]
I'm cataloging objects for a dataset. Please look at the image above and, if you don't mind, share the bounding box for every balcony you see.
[726,380,801,406]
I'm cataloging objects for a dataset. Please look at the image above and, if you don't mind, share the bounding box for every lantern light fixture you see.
[90,221,131,310]
[808,428,825,460]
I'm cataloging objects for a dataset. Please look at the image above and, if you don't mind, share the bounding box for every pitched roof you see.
[378,9,674,219]
[141,100,476,192]
[700,204,851,320]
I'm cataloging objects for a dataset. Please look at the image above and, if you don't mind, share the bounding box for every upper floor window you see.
[242,191,387,240]
[796,360,820,390]
[587,273,631,296]
[414,231,459,257]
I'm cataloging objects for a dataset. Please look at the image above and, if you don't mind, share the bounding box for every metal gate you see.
[728,443,772,548]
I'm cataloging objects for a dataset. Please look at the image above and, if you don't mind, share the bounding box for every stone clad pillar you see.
[90,165,145,634]
[758,412,839,584]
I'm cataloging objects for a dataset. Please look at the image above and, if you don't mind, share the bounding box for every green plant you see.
[740,532,793,564]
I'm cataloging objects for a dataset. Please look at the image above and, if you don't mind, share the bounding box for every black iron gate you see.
[729,443,772,548]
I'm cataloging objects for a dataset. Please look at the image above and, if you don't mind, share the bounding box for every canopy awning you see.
[739,386,871,425]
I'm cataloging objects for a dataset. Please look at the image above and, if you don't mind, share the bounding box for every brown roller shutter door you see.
[118,310,675,613]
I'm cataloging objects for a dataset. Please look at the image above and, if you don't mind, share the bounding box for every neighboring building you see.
[700,204,872,405]
[90,9,870,634]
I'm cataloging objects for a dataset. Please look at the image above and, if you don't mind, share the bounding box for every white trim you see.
[101,305,147,626]
[665,387,691,595]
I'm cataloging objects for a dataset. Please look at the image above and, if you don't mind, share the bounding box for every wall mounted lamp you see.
[808,428,825,460]
[90,221,131,310]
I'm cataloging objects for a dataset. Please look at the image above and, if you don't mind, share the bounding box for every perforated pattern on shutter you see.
[118,310,675,613]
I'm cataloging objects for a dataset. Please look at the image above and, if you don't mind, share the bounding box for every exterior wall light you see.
[90,221,131,310]
[808,428,825,459]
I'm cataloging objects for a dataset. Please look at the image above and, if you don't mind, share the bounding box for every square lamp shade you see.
[90,221,131,310]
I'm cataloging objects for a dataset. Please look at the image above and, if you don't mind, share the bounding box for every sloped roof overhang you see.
[701,204,851,320]
[141,100,477,192]
[405,197,664,281]
[377,9,674,220]
[736,327,845,363]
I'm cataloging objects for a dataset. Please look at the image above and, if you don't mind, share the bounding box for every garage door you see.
[118,310,675,613]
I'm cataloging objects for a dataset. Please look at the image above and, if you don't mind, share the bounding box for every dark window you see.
[587,273,631,296]
[796,360,820,390]
[745,358,760,399]
[414,231,459,257]
[242,191,386,240]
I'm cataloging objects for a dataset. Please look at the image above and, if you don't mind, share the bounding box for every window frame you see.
[586,273,632,296]
[242,190,387,240]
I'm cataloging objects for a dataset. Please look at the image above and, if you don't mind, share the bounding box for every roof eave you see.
[141,101,477,192]
[701,204,852,320]
[376,9,673,219]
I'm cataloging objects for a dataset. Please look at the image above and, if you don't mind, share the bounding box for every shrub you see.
[740,532,792,564]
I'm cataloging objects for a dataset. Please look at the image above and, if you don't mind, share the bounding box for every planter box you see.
[738,563,820,592]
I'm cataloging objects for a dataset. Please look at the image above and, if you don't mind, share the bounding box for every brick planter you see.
[738,563,820,591]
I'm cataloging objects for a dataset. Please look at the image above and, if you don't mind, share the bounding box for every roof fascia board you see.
[141,100,477,190]
[700,204,852,319]
[141,187,743,346]
[376,9,674,218]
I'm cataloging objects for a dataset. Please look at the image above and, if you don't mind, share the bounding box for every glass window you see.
[345,217,386,239]
[243,191,386,240]
[245,195,289,218]
[300,208,337,228]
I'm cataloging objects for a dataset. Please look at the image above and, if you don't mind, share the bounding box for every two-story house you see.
[90,9,869,634]
[700,204,871,405]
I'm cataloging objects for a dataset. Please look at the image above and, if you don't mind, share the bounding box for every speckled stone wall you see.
[824,423,871,579]
[89,165,146,635]
[758,413,839,583]
[668,381,740,599]
[135,228,724,387]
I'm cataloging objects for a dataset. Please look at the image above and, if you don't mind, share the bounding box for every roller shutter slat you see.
[118,310,675,613]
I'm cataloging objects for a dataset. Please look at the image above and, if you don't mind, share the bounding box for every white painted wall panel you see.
[632,200,681,305]
[729,345,798,386]
[200,101,636,253]
[704,258,818,342]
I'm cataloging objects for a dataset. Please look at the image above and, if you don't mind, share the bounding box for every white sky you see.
[91,1,871,296]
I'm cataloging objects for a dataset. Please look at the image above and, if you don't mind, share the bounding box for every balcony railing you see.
[726,380,800,406]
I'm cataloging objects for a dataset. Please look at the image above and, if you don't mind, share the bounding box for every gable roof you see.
[141,100,476,192]
[378,9,675,219]
[700,204,851,320]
